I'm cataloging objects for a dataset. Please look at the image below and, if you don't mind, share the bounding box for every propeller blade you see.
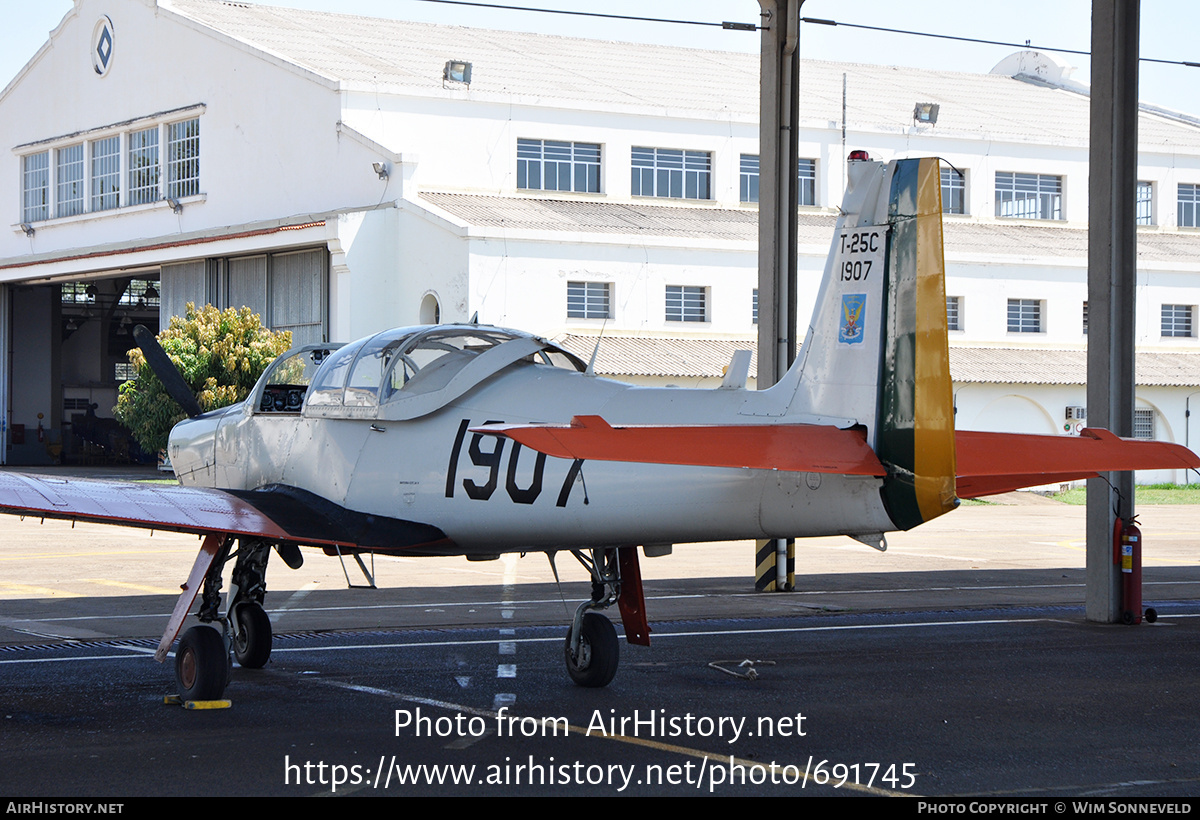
[132,325,203,418]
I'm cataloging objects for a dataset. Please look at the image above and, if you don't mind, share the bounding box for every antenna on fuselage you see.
[586,320,607,377]
[469,311,479,324]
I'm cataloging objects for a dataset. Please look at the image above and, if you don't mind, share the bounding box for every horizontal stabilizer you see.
[472,416,886,476]
[955,428,1200,498]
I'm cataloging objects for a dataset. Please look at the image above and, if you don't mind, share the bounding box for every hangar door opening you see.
[7,275,161,466]
[160,247,328,347]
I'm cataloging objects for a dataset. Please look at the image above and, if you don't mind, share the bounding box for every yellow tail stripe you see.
[911,157,957,522]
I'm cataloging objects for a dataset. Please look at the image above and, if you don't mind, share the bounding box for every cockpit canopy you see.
[292,325,585,420]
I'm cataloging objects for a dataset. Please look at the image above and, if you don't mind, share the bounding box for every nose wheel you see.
[565,612,619,688]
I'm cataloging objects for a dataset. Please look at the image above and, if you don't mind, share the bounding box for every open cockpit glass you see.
[253,343,344,414]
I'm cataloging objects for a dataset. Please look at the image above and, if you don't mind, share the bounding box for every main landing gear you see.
[564,547,641,688]
[173,538,284,701]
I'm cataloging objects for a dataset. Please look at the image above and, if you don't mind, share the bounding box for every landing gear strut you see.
[564,548,621,688]
[171,537,277,700]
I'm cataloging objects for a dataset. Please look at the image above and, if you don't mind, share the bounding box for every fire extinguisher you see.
[1112,515,1157,625]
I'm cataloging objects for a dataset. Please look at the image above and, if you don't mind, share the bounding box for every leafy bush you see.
[114,303,293,453]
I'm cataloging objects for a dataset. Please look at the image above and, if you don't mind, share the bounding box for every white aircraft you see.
[2,157,1194,701]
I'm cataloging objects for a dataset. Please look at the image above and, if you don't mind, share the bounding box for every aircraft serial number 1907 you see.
[1,157,1193,701]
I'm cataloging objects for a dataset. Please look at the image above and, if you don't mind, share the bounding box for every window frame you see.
[127,126,160,206]
[55,143,85,218]
[1133,407,1155,441]
[1007,298,1043,333]
[995,172,1062,221]
[740,154,759,204]
[166,118,200,200]
[1136,180,1153,226]
[942,167,966,215]
[566,281,611,320]
[90,134,121,212]
[1178,183,1200,228]
[946,295,962,331]
[665,285,707,323]
[1161,304,1194,338]
[631,147,711,200]
[18,111,203,223]
[21,151,49,223]
[517,138,600,194]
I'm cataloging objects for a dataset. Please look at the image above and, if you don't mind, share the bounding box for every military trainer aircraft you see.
[2,157,1195,700]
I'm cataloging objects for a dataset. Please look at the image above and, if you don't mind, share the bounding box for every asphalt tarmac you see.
[1,469,1198,797]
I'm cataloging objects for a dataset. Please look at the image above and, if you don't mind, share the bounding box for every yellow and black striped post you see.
[755,538,794,592]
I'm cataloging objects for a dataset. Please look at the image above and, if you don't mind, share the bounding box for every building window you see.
[1178,184,1200,228]
[1007,299,1042,333]
[666,285,706,322]
[632,147,711,200]
[1136,181,1153,225]
[567,281,610,319]
[91,135,120,211]
[740,154,759,203]
[22,151,49,223]
[128,126,160,206]
[166,118,200,199]
[946,296,962,331]
[752,288,759,325]
[1082,301,1088,335]
[942,167,966,215]
[797,158,817,207]
[517,139,600,193]
[738,154,815,205]
[56,144,85,218]
[1133,408,1155,440]
[995,172,1062,220]
[1161,304,1194,337]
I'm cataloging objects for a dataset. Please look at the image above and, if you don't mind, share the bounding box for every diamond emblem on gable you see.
[92,16,114,76]
[97,27,112,65]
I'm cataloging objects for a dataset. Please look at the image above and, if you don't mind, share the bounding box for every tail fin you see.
[779,157,957,529]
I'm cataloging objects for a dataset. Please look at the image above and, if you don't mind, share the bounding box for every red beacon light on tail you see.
[848,150,871,161]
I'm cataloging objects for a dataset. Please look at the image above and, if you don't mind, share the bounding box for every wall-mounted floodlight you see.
[444,60,472,85]
[372,161,389,180]
[166,196,183,214]
[914,103,940,124]
[20,223,34,237]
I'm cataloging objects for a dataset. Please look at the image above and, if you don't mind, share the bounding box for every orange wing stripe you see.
[476,416,886,476]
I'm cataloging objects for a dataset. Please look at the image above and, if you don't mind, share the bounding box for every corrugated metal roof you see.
[421,193,828,243]
[166,0,1200,146]
[421,193,1200,263]
[555,336,1200,386]
[950,347,1200,386]
[555,335,757,379]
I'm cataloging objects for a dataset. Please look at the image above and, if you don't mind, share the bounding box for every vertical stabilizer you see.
[875,158,957,529]
[771,157,956,529]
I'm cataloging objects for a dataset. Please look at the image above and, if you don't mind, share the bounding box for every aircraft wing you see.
[478,418,1199,498]
[474,415,886,475]
[0,472,452,554]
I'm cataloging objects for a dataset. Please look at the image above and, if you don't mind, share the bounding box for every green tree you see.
[115,303,293,453]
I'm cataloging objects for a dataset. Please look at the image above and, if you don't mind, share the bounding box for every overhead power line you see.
[405,1,1198,69]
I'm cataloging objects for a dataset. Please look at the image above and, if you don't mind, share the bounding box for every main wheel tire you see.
[564,612,619,688]
[232,602,273,669]
[175,625,229,701]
